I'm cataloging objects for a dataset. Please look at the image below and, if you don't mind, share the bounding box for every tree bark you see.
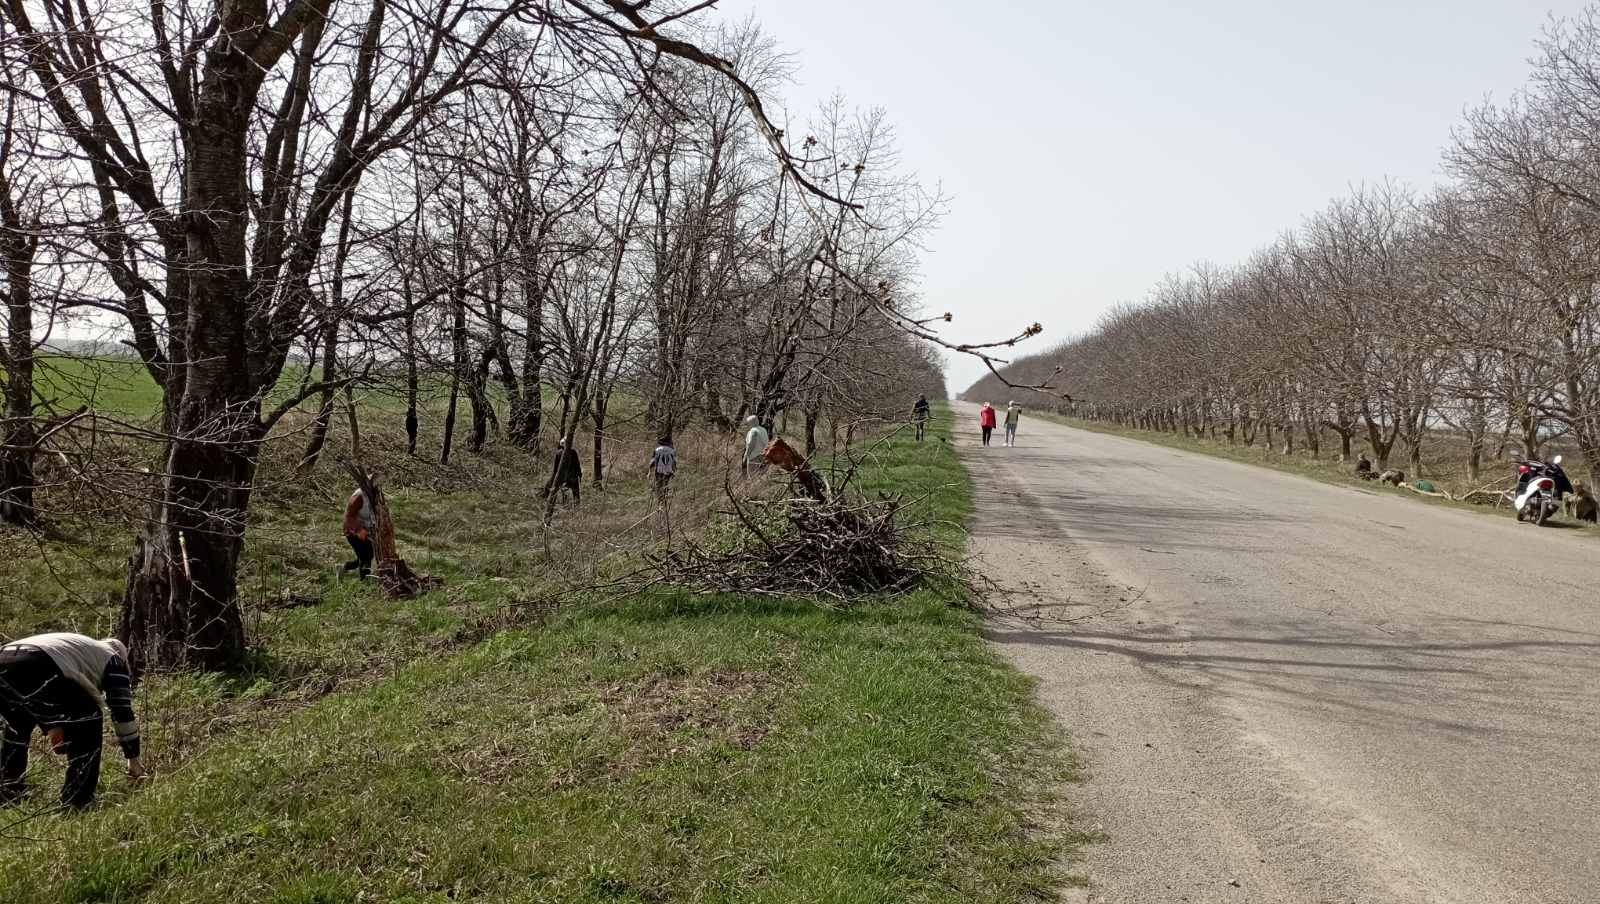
[510,241,545,452]
[120,28,275,670]
[0,200,37,526]
[591,392,608,488]
[468,344,491,455]
[121,406,261,672]
[297,316,339,474]
[405,310,419,456]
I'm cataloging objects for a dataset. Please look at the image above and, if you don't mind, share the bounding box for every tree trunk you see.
[297,188,355,474]
[468,346,491,455]
[120,49,269,670]
[1520,414,1541,460]
[441,295,465,465]
[344,462,439,598]
[121,405,260,671]
[0,221,36,526]
[1363,414,1397,471]
[344,386,362,462]
[591,392,607,488]
[297,316,339,474]
[440,373,460,465]
[1494,414,1513,461]
[511,235,545,453]
[405,311,419,456]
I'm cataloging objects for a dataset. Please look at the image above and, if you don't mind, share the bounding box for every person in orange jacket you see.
[979,402,997,446]
[340,485,375,579]
[1,633,144,808]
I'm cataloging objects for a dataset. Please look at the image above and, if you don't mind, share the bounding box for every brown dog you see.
[1569,482,1598,523]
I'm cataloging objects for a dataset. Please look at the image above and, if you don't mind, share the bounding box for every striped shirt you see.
[2,633,140,757]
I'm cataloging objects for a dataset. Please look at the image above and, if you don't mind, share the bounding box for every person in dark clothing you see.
[648,435,677,503]
[1,633,144,809]
[1355,454,1375,480]
[542,438,582,505]
[912,395,931,442]
[341,485,375,579]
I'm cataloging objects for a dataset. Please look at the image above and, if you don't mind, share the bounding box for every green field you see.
[0,407,1082,903]
[31,356,164,418]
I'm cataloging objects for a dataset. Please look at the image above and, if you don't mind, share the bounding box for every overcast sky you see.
[717,1,1595,395]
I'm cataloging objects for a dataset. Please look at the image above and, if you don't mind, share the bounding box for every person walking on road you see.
[912,395,931,442]
[979,402,997,446]
[1004,401,1022,446]
[1,633,145,809]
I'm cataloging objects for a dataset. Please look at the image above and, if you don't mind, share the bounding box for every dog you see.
[1569,482,1598,523]
[1378,469,1405,487]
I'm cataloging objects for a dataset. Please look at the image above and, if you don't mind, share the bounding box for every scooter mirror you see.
[1555,455,1564,465]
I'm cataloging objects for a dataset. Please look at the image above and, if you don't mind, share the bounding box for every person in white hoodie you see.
[742,415,769,474]
[0,632,144,808]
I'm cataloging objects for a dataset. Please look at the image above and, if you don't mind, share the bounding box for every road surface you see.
[954,404,1600,904]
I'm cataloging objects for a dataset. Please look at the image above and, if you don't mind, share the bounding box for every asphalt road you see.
[955,403,1600,904]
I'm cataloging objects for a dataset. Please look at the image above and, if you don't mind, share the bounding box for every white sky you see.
[718,1,1595,394]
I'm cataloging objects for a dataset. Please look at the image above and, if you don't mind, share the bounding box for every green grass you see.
[24,353,460,419]
[31,356,164,418]
[0,405,1081,903]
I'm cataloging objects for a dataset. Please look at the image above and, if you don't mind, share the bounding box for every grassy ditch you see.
[0,406,1079,904]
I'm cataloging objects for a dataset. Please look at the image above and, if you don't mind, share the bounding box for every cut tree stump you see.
[343,461,443,598]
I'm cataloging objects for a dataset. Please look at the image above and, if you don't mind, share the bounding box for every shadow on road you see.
[985,618,1600,741]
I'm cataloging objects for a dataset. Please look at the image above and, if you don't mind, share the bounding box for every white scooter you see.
[1512,454,1572,526]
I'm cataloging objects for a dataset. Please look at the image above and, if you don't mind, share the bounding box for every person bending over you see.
[0,632,144,809]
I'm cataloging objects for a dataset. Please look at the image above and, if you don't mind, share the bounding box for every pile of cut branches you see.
[643,479,964,603]
[524,435,975,611]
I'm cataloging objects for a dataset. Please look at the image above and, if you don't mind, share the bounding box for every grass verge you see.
[0,406,1079,903]
[1034,411,1600,532]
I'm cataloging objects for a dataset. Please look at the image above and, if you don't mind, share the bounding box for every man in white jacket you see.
[0,632,144,808]
[742,415,769,475]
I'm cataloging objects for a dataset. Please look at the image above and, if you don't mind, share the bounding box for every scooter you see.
[1512,454,1574,526]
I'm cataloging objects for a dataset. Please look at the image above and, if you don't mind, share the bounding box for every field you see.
[0,404,1084,903]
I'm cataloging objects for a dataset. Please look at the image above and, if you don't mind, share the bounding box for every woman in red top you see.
[341,487,375,579]
[979,402,997,446]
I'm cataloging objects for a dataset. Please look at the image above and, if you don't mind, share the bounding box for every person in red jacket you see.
[979,402,997,446]
[340,486,375,579]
